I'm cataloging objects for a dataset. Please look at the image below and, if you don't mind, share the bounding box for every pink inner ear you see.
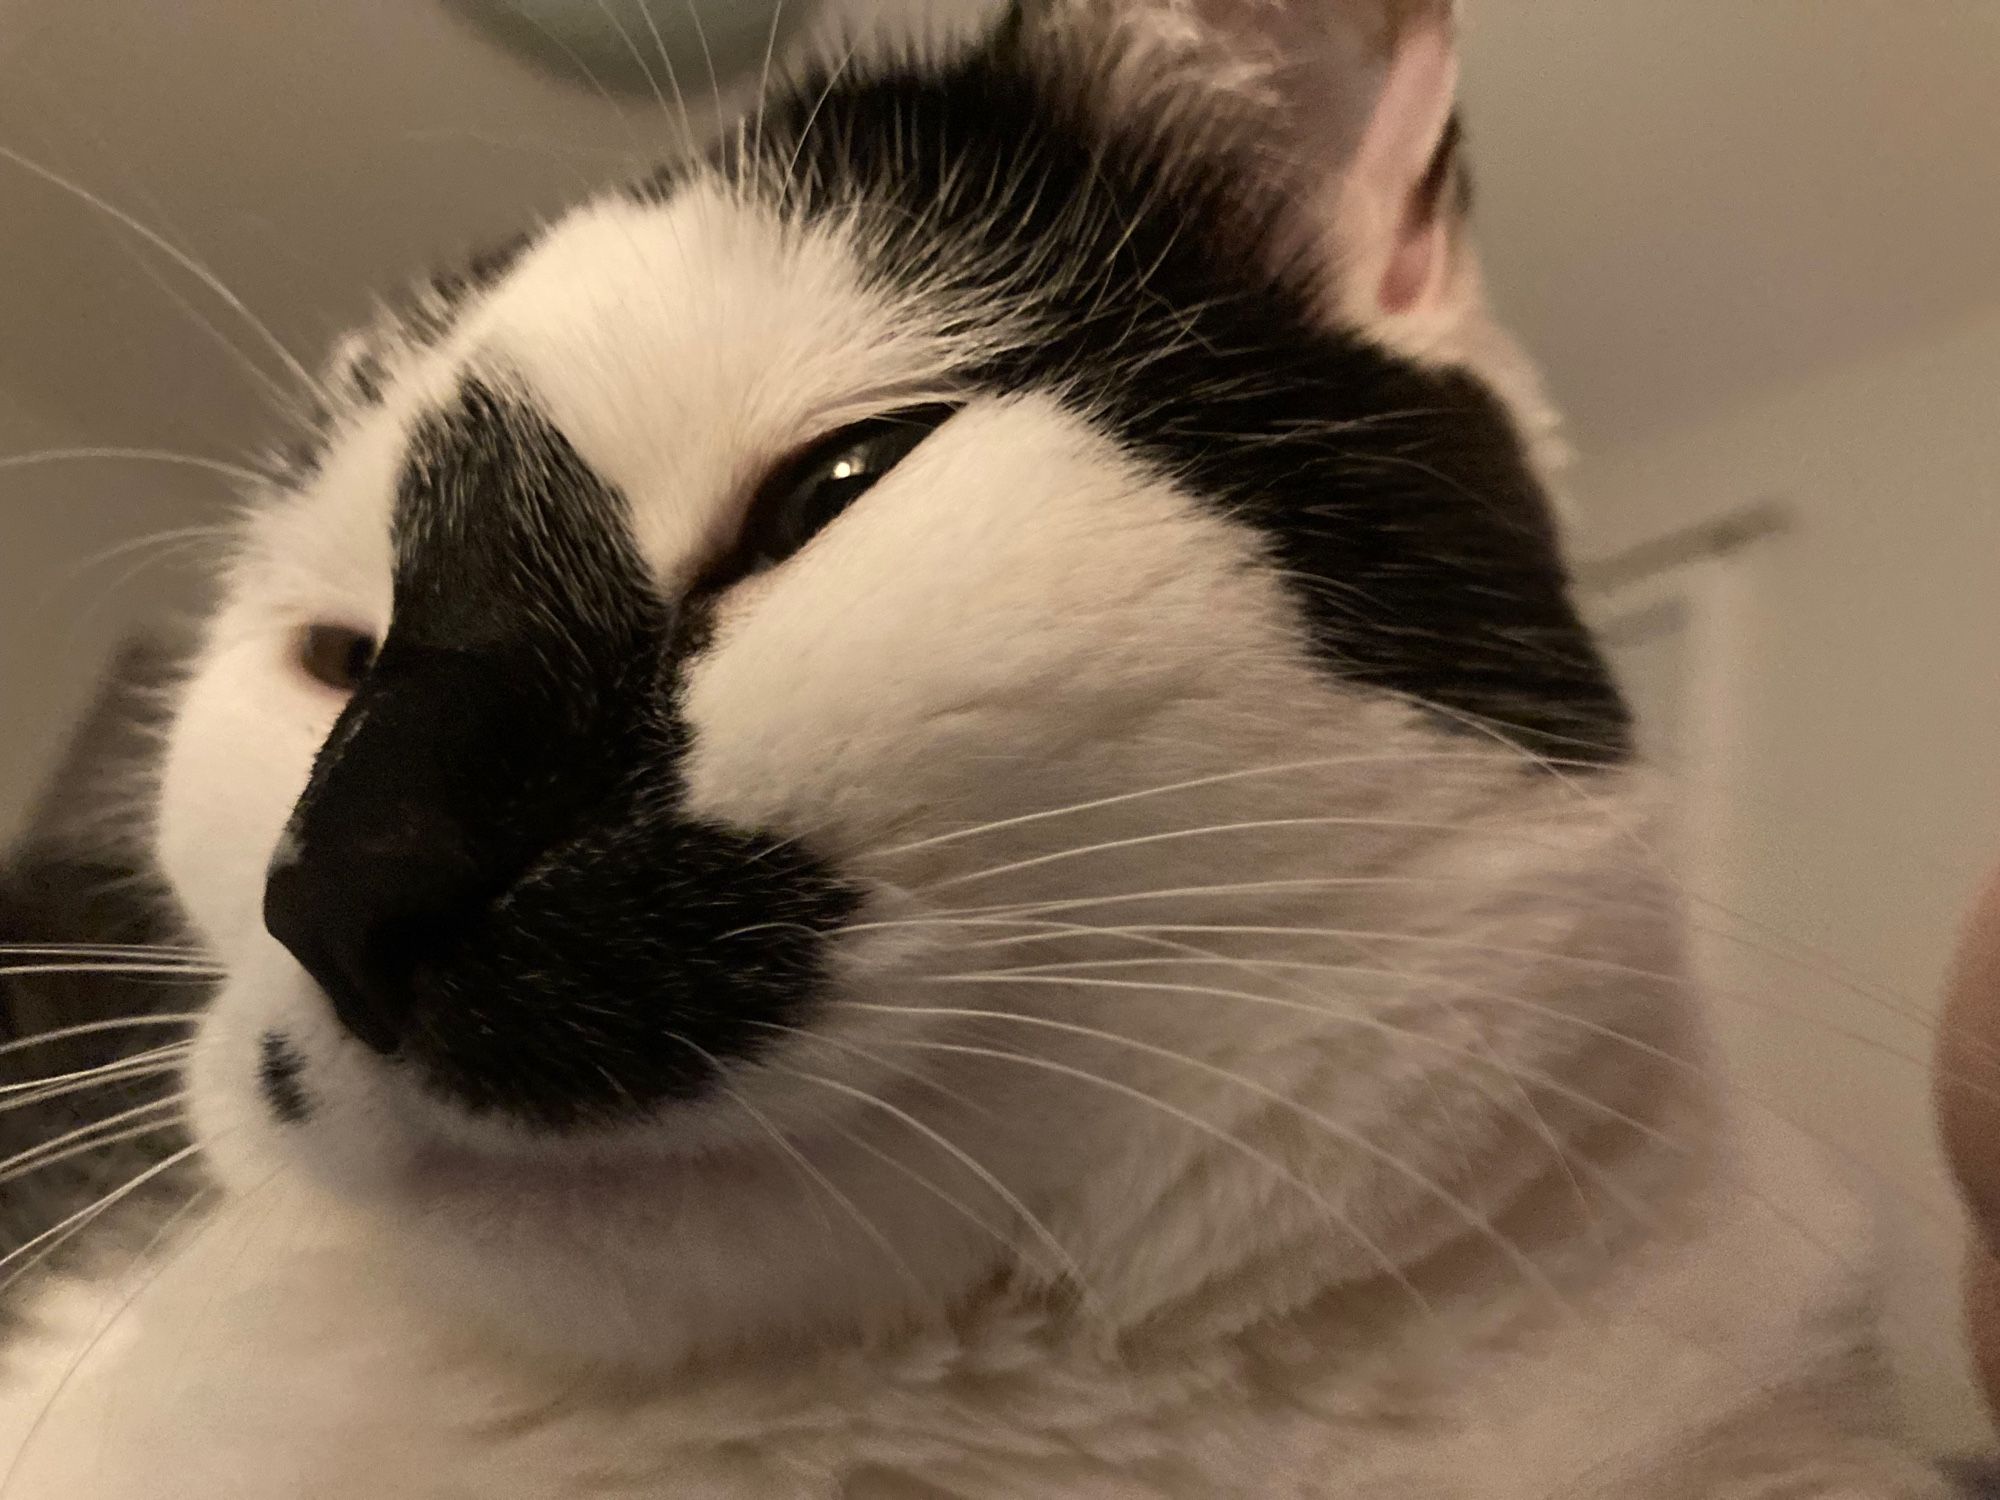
[1378,215,1442,316]
[1350,15,1459,318]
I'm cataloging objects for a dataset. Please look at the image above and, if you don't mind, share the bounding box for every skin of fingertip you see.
[1937,863,2000,1414]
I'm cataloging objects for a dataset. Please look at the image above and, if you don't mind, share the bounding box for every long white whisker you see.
[0,1170,253,1496]
[920,951,1966,1233]
[860,871,1674,926]
[784,1088,1030,1274]
[679,0,724,132]
[761,1060,1103,1314]
[915,813,1612,896]
[918,971,1697,1152]
[675,1036,924,1299]
[632,0,701,150]
[0,447,269,487]
[598,0,674,126]
[846,1031,1465,1327]
[0,1141,203,1288]
[0,1017,203,1063]
[54,523,233,600]
[0,944,208,958]
[778,30,865,202]
[0,1105,186,1191]
[895,872,1984,1063]
[865,751,1569,863]
[964,918,1969,1086]
[739,1016,1005,1126]
[493,0,641,159]
[0,1053,189,1112]
[0,962,218,983]
[751,0,788,173]
[0,144,327,407]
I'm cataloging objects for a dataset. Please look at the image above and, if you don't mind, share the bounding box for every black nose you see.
[264,811,483,1056]
[262,645,517,1056]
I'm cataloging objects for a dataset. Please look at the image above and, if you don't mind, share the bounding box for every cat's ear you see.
[1011,0,1474,339]
[1329,7,1464,323]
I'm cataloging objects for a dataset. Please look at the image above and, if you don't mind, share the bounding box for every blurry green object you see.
[449,0,814,95]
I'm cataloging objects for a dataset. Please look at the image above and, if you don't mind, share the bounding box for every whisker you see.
[54,523,233,600]
[864,754,1563,864]
[738,1016,1005,1126]
[915,972,1695,1156]
[0,944,209,959]
[0,1141,204,1290]
[0,447,270,487]
[0,1017,203,1064]
[859,733,1958,1050]
[762,1060,1103,1314]
[782,1089,1030,1275]
[679,0,725,132]
[112,231,316,427]
[632,0,701,149]
[915,879,1980,1067]
[857,872,1672,927]
[913,812,1623,896]
[0,1053,190,1113]
[0,1107,186,1192]
[914,952,1966,1237]
[0,144,327,407]
[751,0,789,173]
[673,1035,925,1300]
[0,1171,251,1495]
[497,0,639,147]
[599,0,675,130]
[958,919,1982,1094]
[0,962,218,984]
[842,1032,1463,1327]
[777,28,866,202]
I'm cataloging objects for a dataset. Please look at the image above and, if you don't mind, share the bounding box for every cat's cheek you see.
[157,626,336,961]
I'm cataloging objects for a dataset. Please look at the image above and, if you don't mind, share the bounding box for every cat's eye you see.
[297,624,379,694]
[730,404,958,580]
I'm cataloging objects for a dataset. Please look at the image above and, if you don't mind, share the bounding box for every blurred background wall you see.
[1,0,1996,1449]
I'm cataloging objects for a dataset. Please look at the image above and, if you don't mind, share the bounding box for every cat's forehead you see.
[305,179,968,584]
[257,46,1621,761]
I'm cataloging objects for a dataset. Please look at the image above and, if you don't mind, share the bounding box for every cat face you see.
[156,3,1638,1362]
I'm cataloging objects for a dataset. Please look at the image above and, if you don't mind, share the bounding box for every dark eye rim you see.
[296,622,380,694]
[696,401,960,595]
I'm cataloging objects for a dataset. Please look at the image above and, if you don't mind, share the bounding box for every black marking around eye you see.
[259,1031,311,1125]
[731,31,1627,764]
[263,380,859,1129]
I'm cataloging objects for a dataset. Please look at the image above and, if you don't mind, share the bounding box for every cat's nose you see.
[263,810,483,1056]
[261,648,512,1057]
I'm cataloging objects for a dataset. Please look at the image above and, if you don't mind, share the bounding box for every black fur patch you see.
[732,34,1626,762]
[258,1030,311,1124]
[273,233,536,487]
[263,381,859,1128]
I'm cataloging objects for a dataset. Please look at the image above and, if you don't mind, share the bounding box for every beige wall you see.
[1568,303,2000,1449]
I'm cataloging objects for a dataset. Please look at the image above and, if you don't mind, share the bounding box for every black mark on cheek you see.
[259,1030,312,1124]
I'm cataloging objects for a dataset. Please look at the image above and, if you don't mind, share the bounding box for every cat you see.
[0,1,1948,1494]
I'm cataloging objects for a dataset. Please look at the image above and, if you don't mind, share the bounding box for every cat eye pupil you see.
[299,624,379,693]
[739,403,957,576]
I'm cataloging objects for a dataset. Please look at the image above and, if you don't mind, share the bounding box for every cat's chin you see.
[187,973,996,1369]
[343,1129,987,1373]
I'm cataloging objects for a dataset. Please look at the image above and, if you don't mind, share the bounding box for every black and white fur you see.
[1,3,1942,1494]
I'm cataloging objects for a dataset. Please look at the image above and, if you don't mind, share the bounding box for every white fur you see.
[1,11,1942,1496]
